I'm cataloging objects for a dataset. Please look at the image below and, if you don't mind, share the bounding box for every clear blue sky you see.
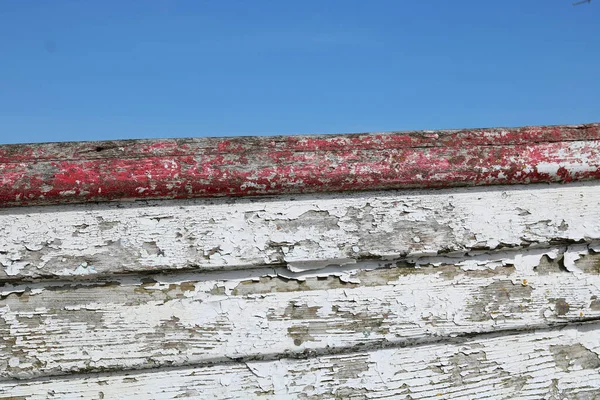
[0,1,598,144]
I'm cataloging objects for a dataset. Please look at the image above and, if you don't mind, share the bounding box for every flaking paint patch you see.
[408,247,561,276]
[0,283,45,298]
[2,323,600,399]
[3,181,600,280]
[564,244,591,274]
[2,261,29,276]
[2,247,600,380]
[59,263,98,276]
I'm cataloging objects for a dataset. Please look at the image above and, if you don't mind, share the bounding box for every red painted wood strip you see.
[1,123,599,207]
[1,124,599,163]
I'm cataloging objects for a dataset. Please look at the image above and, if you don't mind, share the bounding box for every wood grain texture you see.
[2,181,600,281]
[1,244,600,380]
[2,322,600,399]
[1,123,599,207]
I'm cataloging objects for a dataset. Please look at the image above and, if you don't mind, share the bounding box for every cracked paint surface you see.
[0,123,599,207]
[1,244,600,381]
[1,323,600,399]
[1,181,600,280]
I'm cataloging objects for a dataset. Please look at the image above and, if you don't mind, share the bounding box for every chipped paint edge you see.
[1,123,600,207]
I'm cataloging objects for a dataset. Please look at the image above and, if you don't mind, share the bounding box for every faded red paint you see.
[0,123,599,207]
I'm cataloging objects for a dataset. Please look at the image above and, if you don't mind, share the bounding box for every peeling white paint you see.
[3,260,30,276]
[59,263,98,276]
[286,258,356,273]
[2,181,600,397]
[2,181,600,279]
[408,246,561,275]
[0,245,599,380]
[564,244,592,274]
[2,323,600,399]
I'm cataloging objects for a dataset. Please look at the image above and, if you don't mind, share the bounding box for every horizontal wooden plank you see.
[2,322,599,399]
[4,124,599,163]
[2,181,600,281]
[1,123,599,207]
[1,244,600,380]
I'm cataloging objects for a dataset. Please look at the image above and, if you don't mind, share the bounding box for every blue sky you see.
[0,1,598,144]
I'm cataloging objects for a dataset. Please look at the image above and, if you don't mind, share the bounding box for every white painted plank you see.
[2,322,599,399]
[2,181,600,280]
[1,244,600,380]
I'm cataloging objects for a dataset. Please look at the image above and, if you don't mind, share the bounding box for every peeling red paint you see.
[1,123,599,207]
